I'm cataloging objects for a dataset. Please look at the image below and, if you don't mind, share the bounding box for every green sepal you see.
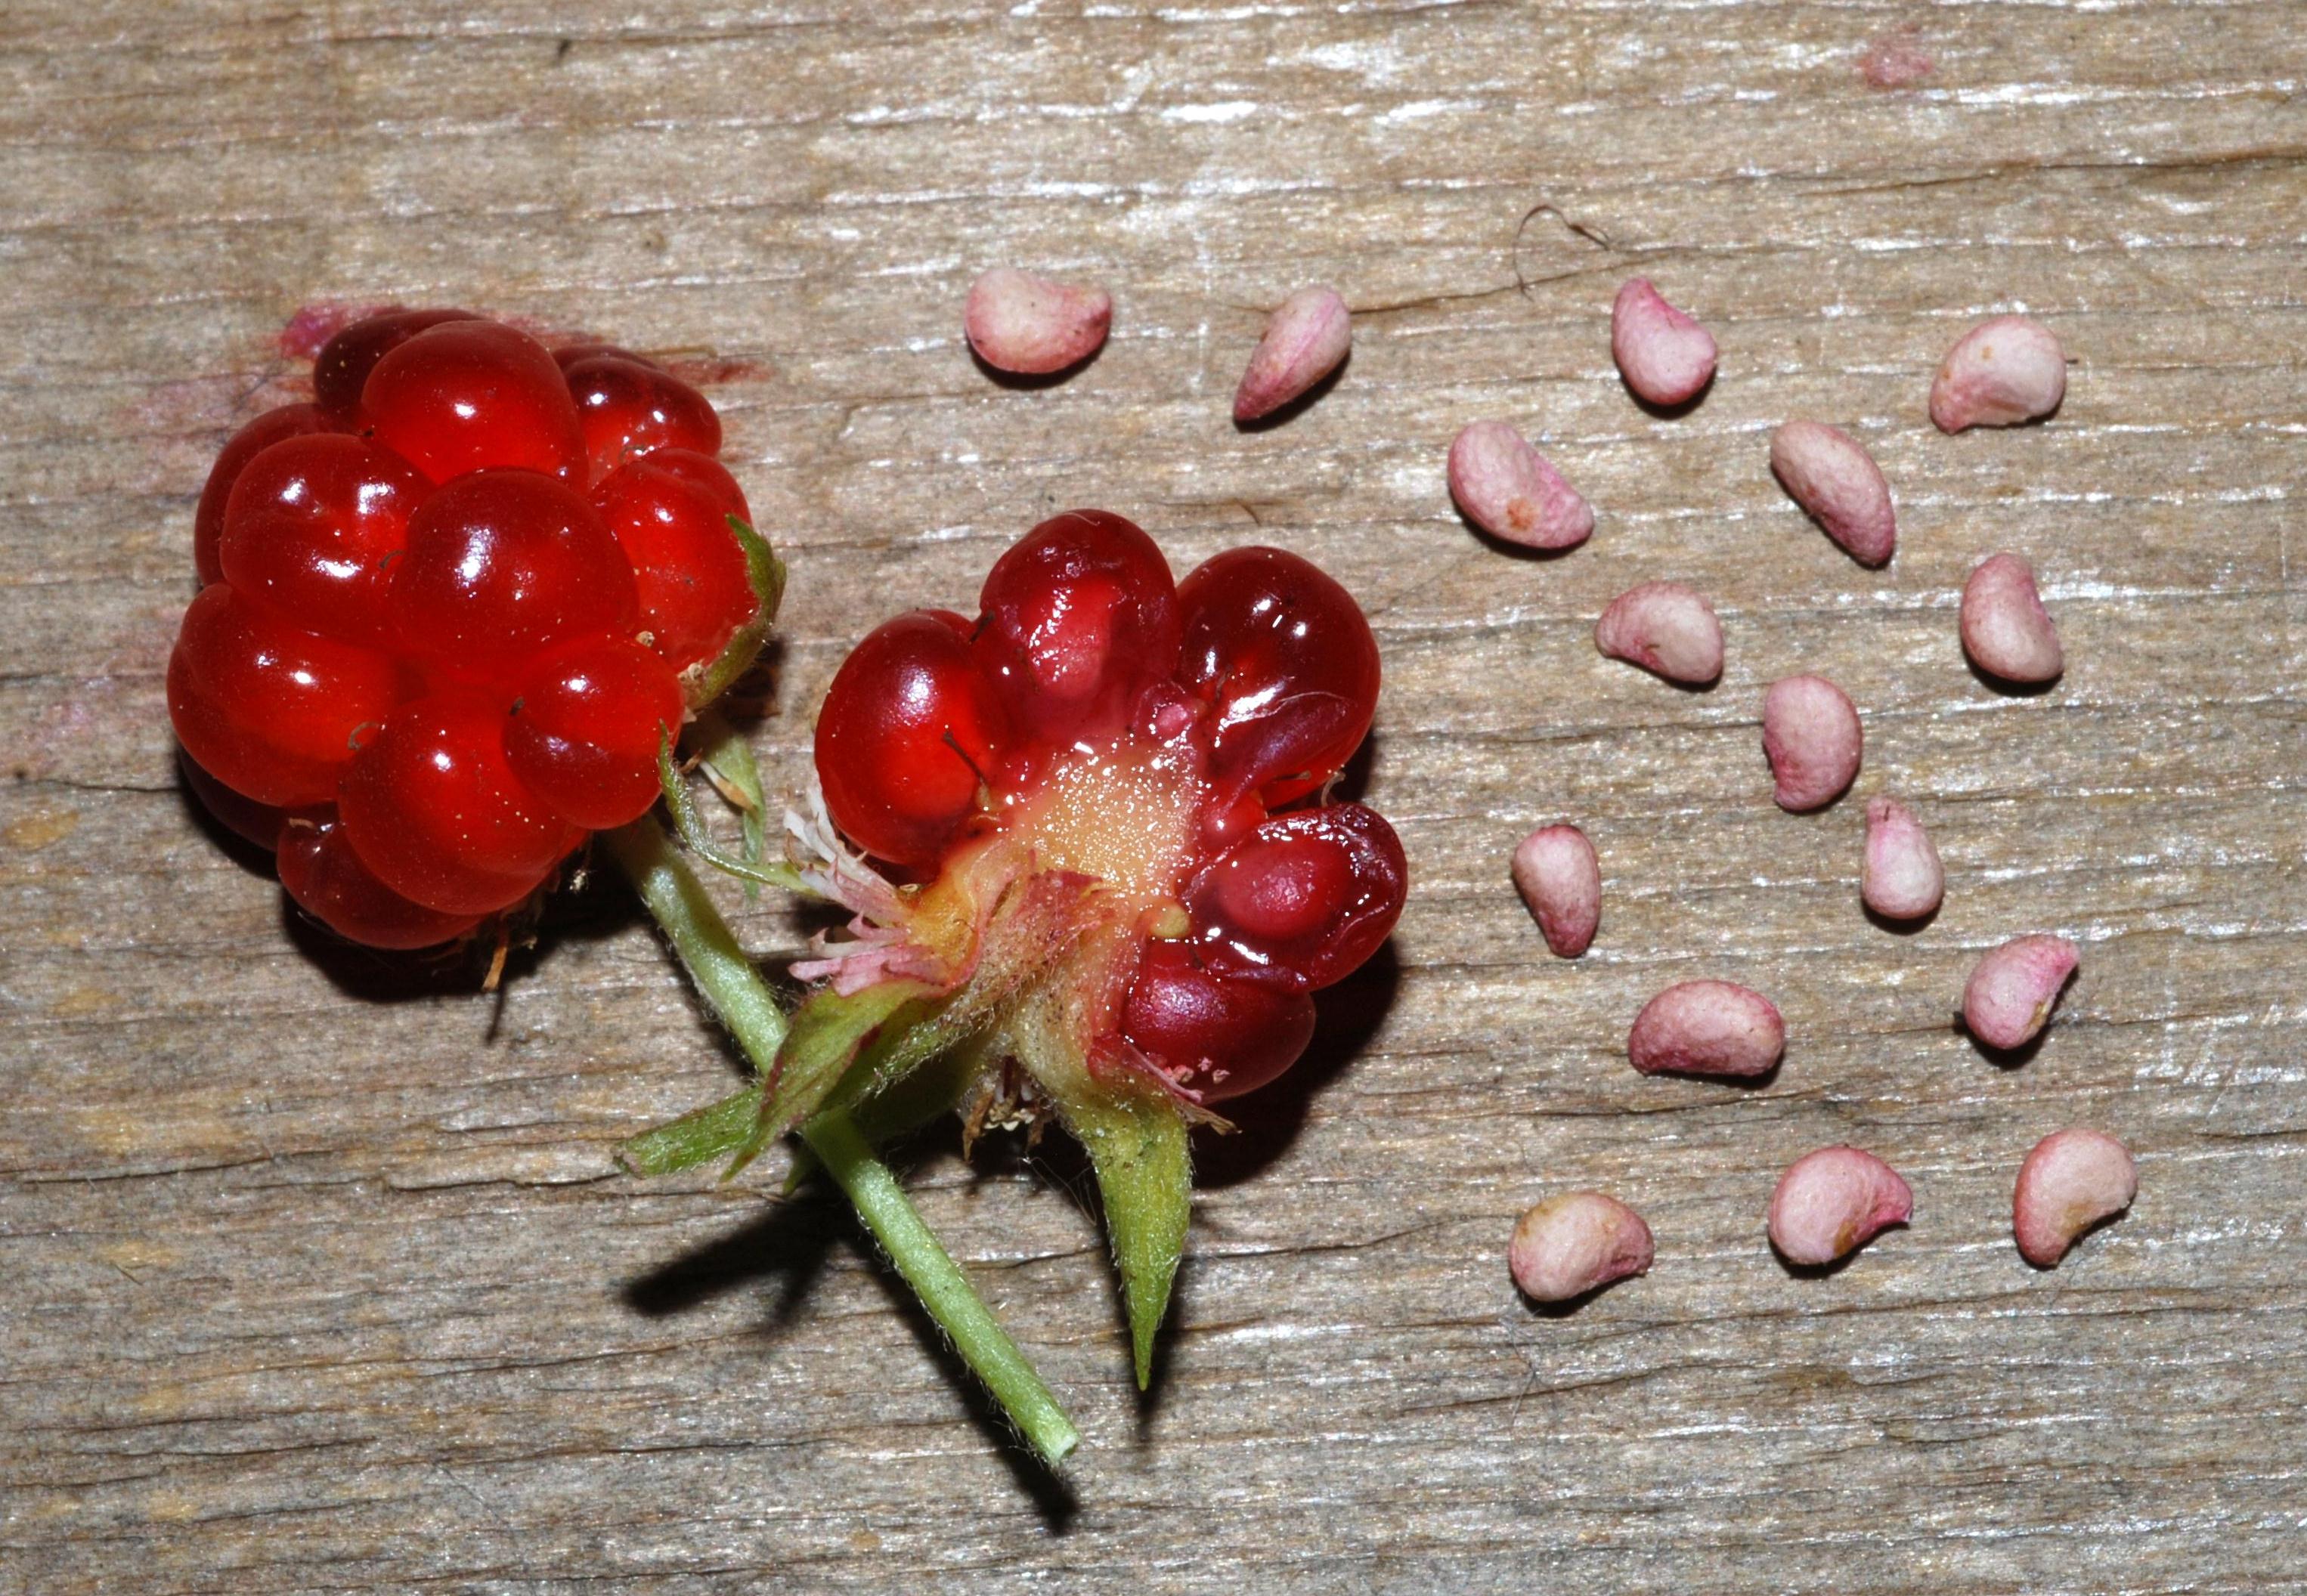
[680,516,787,711]
[1017,1007,1191,1389]
[618,1084,763,1177]
[658,733,810,895]
[786,1040,986,1194]
[1070,1079,1191,1389]
[727,979,943,1177]
[695,713,769,890]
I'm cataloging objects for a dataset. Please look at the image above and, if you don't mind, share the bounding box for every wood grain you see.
[4,2,2304,1589]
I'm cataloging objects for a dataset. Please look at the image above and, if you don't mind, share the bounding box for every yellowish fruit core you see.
[997,740,1204,913]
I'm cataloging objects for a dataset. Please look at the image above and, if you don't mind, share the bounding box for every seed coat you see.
[1510,1192,1655,1303]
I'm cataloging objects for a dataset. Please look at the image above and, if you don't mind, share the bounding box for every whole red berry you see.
[1176,546,1380,811]
[338,694,578,915]
[175,311,753,948]
[312,308,477,422]
[218,434,429,650]
[816,609,1005,868]
[1183,802,1406,990]
[362,320,586,484]
[193,404,338,586]
[550,342,640,370]
[178,749,296,852]
[167,585,404,808]
[504,637,685,829]
[277,818,485,949]
[387,469,638,682]
[590,450,755,671]
[972,510,1181,755]
[1121,942,1317,1101]
[562,353,722,482]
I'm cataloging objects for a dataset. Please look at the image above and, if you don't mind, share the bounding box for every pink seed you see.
[1962,933,2078,1050]
[2013,1127,2137,1268]
[1512,824,1600,958]
[1761,675,1862,812]
[1960,552,2063,684]
[1861,796,1944,921]
[1929,314,2067,433]
[1509,1192,1655,1304]
[1628,980,1785,1079]
[1447,421,1594,550]
[1769,420,1896,567]
[1610,278,1717,407]
[1594,581,1723,686]
[1768,1146,1912,1267]
[962,267,1112,375]
[1233,286,1352,422]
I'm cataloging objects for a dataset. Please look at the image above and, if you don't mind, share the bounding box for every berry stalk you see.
[602,818,1080,1465]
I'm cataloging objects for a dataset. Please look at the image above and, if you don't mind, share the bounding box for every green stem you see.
[803,1109,1080,1465]
[604,818,788,1068]
[605,818,1079,1466]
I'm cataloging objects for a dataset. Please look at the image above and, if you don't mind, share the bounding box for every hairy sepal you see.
[680,515,788,711]
[695,712,770,889]
[725,978,946,1177]
[1002,931,1192,1390]
[618,1083,763,1177]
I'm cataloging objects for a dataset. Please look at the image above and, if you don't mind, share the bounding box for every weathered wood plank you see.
[3,1,2303,1590]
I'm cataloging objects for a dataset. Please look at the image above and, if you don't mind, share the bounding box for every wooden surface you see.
[5,2,2304,1590]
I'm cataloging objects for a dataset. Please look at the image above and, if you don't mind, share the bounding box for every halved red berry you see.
[1121,942,1317,1101]
[563,352,721,482]
[816,609,1005,868]
[167,585,404,808]
[218,434,429,650]
[591,450,755,670]
[807,513,1401,1102]
[193,404,338,586]
[1183,803,1406,990]
[1176,546,1380,811]
[363,320,586,484]
[278,818,485,949]
[338,694,578,915]
[972,511,1181,756]
[504,637,685,830]
[312,308,477,422]
[387,469,638,682]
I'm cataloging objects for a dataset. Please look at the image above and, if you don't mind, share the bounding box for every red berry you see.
[562,353,721,482]
[218,433,429,650]
[387,469,638,682]
[312,308,477,422]
[167,585,404,808]
[591,450,755,670]
[278,818,484,948]
[972,510,1181,753]
[178,748,294,851]
[1177,546,1380,810]
[647,449,750,518]
[174,312,753,951]
[550,342,648,370]
[338,694,578,915]
[1121,942,1316,1101]
[362,320,586,484]
[504,638,685,829]
[1183,803,1406,990]
[193,404,337,585]
[816,610,1005,868]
